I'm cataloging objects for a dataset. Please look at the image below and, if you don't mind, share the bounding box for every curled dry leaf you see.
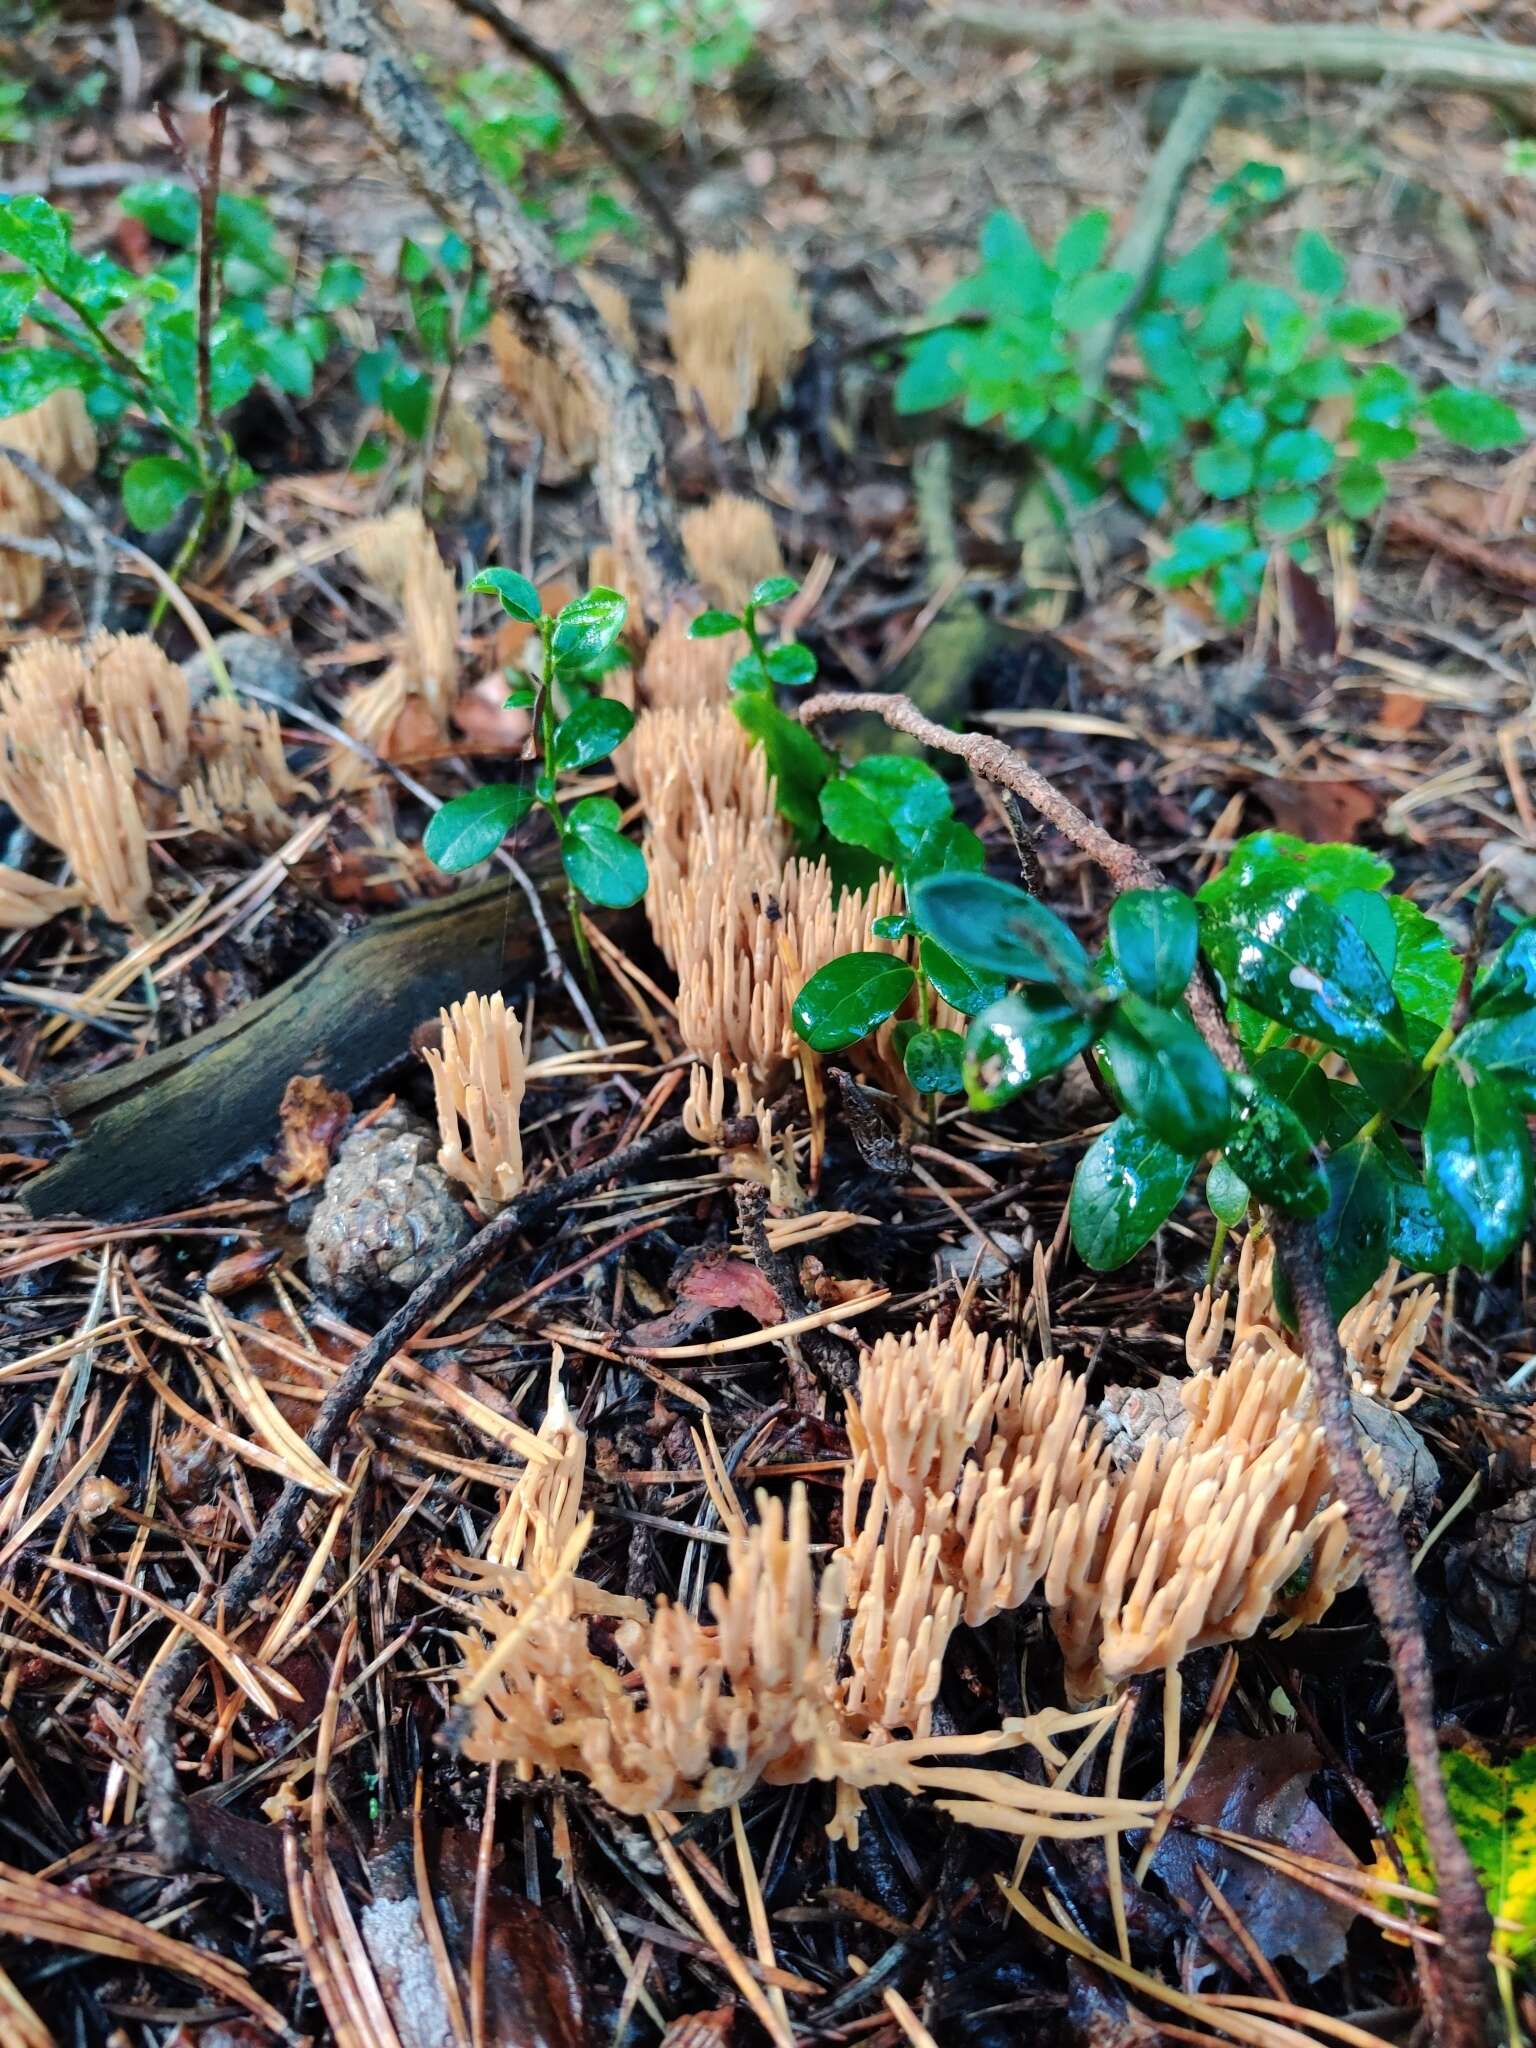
[270,1072,353,1194]
[1150,1731,1362,1983]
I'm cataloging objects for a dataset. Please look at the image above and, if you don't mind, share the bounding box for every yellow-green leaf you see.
[1381,1745,1536,1960]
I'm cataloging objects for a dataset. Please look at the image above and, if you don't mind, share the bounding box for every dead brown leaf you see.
[1150,1731,1361,1982]
[270,1073,353,1194]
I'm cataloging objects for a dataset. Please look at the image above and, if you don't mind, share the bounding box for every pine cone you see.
[305,1105,472,1308]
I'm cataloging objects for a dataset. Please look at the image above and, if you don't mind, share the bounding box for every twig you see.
[799,686,1494,2046]
[155,92,229,446]
[940,6,1536,111]
[141,1115,690,1870]
[1450,874,1500,1037]
[137,0,366,89]
[733,1182,856,1395]
[0,449,231,690]
[450,0,689,283]
[143,0,687,618]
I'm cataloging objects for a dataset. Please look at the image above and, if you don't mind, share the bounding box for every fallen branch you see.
[800,686,1494,2048]
[141,1114,691,1870]
[144,0,686,617]
[938,6,1536,110]
[451,0,689,284]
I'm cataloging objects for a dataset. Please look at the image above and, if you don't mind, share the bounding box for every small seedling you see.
[426,573,644,979]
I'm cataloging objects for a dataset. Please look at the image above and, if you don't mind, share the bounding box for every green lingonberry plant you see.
[350,231,490,475]
[425,574,644,975]
[798,824,1536,1312]
[0,187,353,560]
[690,584,1002,1100]
[895,161,1526,620]
[446,67,640,262]
[619,0,758,126]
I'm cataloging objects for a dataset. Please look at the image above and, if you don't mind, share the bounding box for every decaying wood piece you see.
[144,0,686,618]
[14,880,532,1221]
[941,6,1536,111]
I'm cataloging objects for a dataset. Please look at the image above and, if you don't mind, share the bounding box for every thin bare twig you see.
[0,448,230,688]
[450,0,689,283]
[141,1115,691,1870]
[155,92,229,445]
[800,686,1494,2047]
[942,6,1536,112]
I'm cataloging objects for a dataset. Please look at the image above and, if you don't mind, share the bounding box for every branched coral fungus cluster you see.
[0,633,305,930]
[489,247,810,465]
[0,387,97,619]
[452,1247,1429,1834]
[450,1362,1151,1848]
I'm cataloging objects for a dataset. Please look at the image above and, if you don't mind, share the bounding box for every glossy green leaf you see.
[819,776,899,863]
[1293,230,1346,297]
[910,873,1092,990]
[1096,995,1231,1154]
[121,454,199,531]
[964,989,1095,1109]
[903,1026,965,1095]
[1323,303,1402,347]
[470,566,541,623]
[1422,385,1522,452]
[1387,1176,1457,1275]
[1057,268,1134,331]
[1224,1075,1328,1218]
[920,936,1006,1017]
[765,641,818,687]
[1335,459,1387,518]
[1070,1117,1195,1272]
[1192,443,1254,500]
[121,179,199,245]
[1107,888,1198,1006]
[689,608,742,639]
[1054,209,1111,281]
[1336,887,1396,974]
[1251,1046,1334,1141]
[1199,879,1407,1059]
[1258,487,1319,536]
[1261,423,1335,487]
[314,256,366,310]
[1474,920,1536,1017]
[424,782,534,870]
[1424,1060,1534,1270]
[1206,1156,1251,1227]
[561,798,647,907]
[750,575,799,608]
[1314,1139,1395,1320]
[1198,831,1393,912]
[1448,1008,1536,1113]
[551,695,634,772]
[551,587,628,669]
[1163,233,1228,308]
[730,693,832,838]
[902,817,986,883]
[791,952,916,1054]
[848,756,952,840]
[1388,898,1460,1026]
